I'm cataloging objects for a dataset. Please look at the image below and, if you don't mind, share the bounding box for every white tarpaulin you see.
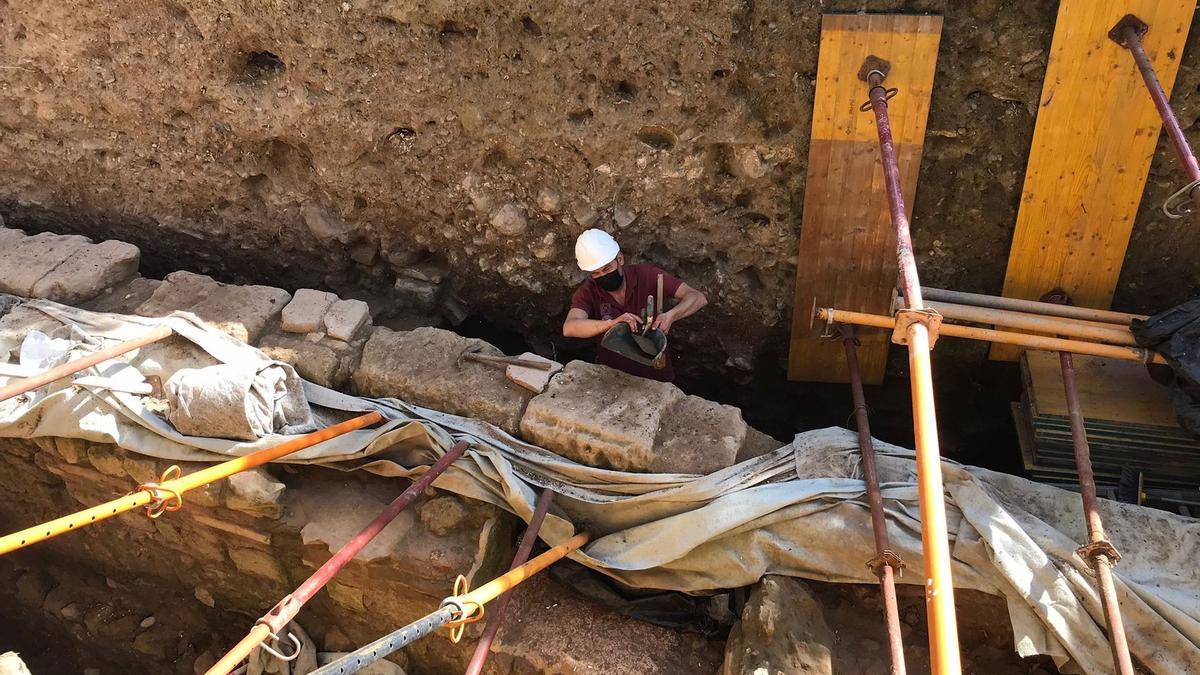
[0,299,1197,675]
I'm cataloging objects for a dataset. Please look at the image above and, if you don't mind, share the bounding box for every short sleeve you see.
[569,283,595,316]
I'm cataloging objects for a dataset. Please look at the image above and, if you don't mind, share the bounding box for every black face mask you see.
[594,266,624,292]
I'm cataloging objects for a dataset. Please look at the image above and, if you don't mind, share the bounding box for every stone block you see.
[136,271,290,344]
[722,575,833,675]
[228,546,287,583]
[653,395,744,474]
[224,468,285,519]
[521,361,757,474]
[259,330,360,388]
[0,231,90,296]
[520,361,683,472]
[738,427,785,463]
[352,327,532,434]
[81,277,163,315]
[505,352,563,394]
[392,276,440,312]
[85,445,127,478]
[281,288,338,333]
[30,239,140,304]
[324,298,371,341]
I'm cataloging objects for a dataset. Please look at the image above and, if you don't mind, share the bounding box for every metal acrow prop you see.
[1110,14,1200,219]
[206,439,472,675]
[860,56,963,674]
[0,411,384,556]
[464,488,556,675]
[841,327,906,675]
[310,532,590,675]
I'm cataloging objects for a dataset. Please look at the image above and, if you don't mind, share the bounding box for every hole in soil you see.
[438,20,478,44]
[614,80,638,101]
[567,109,593,126]
[237,51,285,85]
[636,125,677,150]
[521,16,542,36]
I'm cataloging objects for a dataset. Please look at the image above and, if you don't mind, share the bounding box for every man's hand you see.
[611,312,643,332]
[651,309,676,334]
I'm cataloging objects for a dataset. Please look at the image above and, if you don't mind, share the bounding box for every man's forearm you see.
[668,291,706,321]
[563,317,613,338]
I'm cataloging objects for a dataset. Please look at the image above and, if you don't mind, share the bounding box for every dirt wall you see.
[2,1,1199,442]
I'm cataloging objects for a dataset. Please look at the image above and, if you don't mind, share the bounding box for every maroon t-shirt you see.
[570,263,683,382]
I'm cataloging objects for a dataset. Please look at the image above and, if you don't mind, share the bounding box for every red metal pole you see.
[1113,16,1200,215]
[463,489,555,675]
[1058,353,1135,675]
[208,440,471,675]
[863,60,962,675]
[842,327,906,675]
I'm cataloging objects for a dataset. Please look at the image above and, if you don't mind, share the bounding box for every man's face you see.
[590,252,624,279]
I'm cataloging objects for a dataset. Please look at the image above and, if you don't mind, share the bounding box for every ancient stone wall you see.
[4,0,1200,401]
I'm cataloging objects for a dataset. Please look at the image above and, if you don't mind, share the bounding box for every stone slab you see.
[653,394,744,474]
[259,330,361,389]
[324,298,371,342]
[0,231,91,296]
[30,239,140,305]
[282,288,338,334]
[505,352,563,394]
[81,277,163,315]
[737,427,785,463]
[352,326,531,434]
[136,271,290,344]
[520,361,683,472]
[722,575,833,675]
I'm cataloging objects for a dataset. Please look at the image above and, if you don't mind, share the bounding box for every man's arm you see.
[563,307,642,338]
[651,283,706,334]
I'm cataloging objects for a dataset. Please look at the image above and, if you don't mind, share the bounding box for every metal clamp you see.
[440,574,485,643]
[867,549,906,578]
[1162,178,1200,219]
[859,84,899,112]
[891,308,943,348]
[1077,539,1122,574]
[259,630,302,662]
[135,465,184,519]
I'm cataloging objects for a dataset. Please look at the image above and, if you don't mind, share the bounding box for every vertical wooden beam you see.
[991,0,1195,361]
[788,14,943,383]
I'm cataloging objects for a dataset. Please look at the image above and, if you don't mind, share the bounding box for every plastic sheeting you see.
[1133,297,1200,436]
[1,300,1198,675]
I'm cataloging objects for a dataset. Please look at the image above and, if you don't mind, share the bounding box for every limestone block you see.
[0,231,90,296]
[722,575,833,675]
[353,327,532,434]
[392,276,440,312]
[281,288,338,333]
[80,277,162,315]
[259,330,360,388]
[86,445,127,478]
[653,395,745,474]
[738,427,785,463]
[136,271,290,344]
[505,352,563,394]
[418,495,473,536]
[520,361,683,472]
[30,239,140,304]
[228,546,287,583]
[224,469,285,519]
[324,298,371,341]
[120,453,162,484]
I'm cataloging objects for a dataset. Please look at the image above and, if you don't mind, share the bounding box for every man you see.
[563,229,706,382]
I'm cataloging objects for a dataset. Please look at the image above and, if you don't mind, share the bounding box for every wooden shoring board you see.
[990,0,1195,361]
[1022,350,1180,428]
[787,14,942,383]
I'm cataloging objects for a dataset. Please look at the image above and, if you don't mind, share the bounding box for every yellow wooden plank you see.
[788,14,942,383]
[1023,350,1179,428]
[991,0,1195,361]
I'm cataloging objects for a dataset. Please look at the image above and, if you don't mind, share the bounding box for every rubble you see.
[723,575,834,675]
[281,288,338,333]
[324,298,371,342]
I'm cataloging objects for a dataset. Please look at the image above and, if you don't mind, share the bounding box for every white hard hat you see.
[574,229,620,271]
